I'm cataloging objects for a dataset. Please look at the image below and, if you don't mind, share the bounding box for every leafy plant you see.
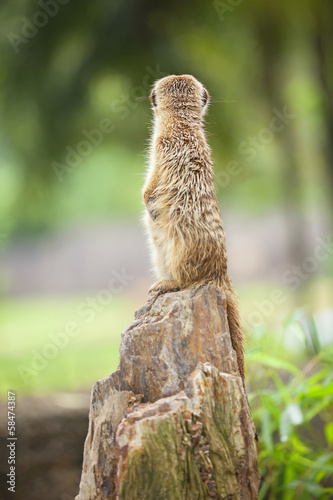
[247,312,333,500]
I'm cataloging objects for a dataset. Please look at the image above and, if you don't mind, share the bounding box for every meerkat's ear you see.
[150,89,157,107]
[202,88,209,108]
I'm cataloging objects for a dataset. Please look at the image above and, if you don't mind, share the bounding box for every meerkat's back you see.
[142,74,245,385]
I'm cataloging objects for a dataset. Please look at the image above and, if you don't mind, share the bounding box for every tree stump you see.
[75,285,260,499]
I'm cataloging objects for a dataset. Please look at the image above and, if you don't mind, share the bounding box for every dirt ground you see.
[0,392,90,499]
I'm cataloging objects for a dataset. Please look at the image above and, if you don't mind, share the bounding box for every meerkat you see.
[142,74,245,386]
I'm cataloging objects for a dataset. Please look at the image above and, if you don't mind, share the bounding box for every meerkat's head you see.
[149,74,210,119]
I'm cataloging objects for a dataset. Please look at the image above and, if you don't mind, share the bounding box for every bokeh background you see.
[1,0,333,498]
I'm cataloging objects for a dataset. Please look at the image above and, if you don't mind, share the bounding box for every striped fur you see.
[143,75,245,386]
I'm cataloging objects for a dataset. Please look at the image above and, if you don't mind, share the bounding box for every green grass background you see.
[1,278,332,398]
[0,293,140,396]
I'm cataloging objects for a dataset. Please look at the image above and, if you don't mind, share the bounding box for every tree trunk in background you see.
[315,1,333,218]
[75,285,260,500]
[256,15,310,266]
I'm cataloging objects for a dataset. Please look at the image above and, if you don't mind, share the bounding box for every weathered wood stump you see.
[76,285,260,499]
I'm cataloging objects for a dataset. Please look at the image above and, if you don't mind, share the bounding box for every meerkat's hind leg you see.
[149,279,180,294]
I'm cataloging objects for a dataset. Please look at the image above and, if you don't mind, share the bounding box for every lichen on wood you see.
[75,286,260,500]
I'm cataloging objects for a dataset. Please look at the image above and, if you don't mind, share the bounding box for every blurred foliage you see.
[248,312,333,499]
[0,0,333,243]
[0,293,137,394]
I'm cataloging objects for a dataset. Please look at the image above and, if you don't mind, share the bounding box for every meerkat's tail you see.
[224,285,246,388]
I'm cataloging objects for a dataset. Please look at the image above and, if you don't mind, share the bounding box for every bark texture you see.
[76,285,260,500]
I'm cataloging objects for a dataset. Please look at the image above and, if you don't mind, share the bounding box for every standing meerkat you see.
[142,74,245,385]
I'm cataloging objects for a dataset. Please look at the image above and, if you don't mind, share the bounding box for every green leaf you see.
[283,307,306,329]
[258,478,270,500]
[260,393,281,420]
[307,368,330,387]
[308,383,333,398]
[306,316,322,354]
[287,480,330,496]
[248,352,301,375]
[271,372,292,404]
[289,434,310,454]
[309,453,333,481]
[319,347,333,365]
[261,409,274,453]
[303,398,333,422]
[276,465,286,500]
[279,403,303,442]
[290,453,333,472]
[325,422,333,446]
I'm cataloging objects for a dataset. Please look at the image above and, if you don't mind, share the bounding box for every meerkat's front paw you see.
[148,279,180,294]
